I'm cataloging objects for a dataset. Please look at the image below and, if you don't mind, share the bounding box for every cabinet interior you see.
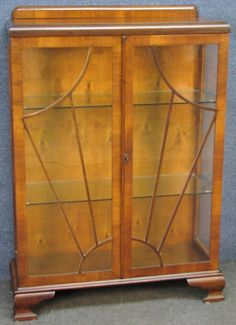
[22,44,217,276]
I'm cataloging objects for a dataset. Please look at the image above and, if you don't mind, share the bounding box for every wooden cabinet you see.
[8,6,230,321]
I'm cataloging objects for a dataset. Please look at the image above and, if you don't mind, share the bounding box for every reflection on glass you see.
[23,47,113,276]
[131,45,218,269]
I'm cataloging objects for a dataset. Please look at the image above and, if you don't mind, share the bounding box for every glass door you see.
[123,35,228,278]
[11,36,121,285]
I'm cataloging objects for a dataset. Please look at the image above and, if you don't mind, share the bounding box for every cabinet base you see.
[187,274,225,302]
[10,258,225,321]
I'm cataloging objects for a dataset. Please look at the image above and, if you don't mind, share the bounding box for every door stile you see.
[10,38,29,280]
[111,36,123,279]
[121,36,134,278]
[11,36,123,287]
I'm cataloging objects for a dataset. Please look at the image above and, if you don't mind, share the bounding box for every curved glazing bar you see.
[78,238,112,273]
[132,237,164,266]
[149,47,216,112]
[23,47,93,119]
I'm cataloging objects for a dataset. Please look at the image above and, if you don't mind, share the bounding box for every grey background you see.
[0,0,235,280]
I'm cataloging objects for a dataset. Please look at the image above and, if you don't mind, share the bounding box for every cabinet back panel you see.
[23,47,112,101]
[27,201,112,275]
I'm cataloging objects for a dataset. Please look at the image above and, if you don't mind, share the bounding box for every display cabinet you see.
[8,6,230,321]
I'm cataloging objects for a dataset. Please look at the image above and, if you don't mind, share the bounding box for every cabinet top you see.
[8,6,230,37]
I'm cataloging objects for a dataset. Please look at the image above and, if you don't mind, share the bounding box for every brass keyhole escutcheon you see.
[124,153,129,163]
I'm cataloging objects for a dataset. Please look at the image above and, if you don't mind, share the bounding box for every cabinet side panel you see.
[210,35,229,265]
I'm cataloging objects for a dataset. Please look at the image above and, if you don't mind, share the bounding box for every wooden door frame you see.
[10,35,122,287]
[122,33,229,278]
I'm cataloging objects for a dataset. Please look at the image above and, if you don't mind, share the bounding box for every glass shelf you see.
[26,173,212,206]
[134,90,215,107]
[23,90,215,111]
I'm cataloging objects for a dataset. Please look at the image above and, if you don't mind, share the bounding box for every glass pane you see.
[23,47,113,276]
[131,45,218,269]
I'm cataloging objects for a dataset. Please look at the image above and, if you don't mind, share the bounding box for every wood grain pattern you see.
[13,5,198,21]
[8,6,229,37]
[9,6,230,320]
[122,35,133,277]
